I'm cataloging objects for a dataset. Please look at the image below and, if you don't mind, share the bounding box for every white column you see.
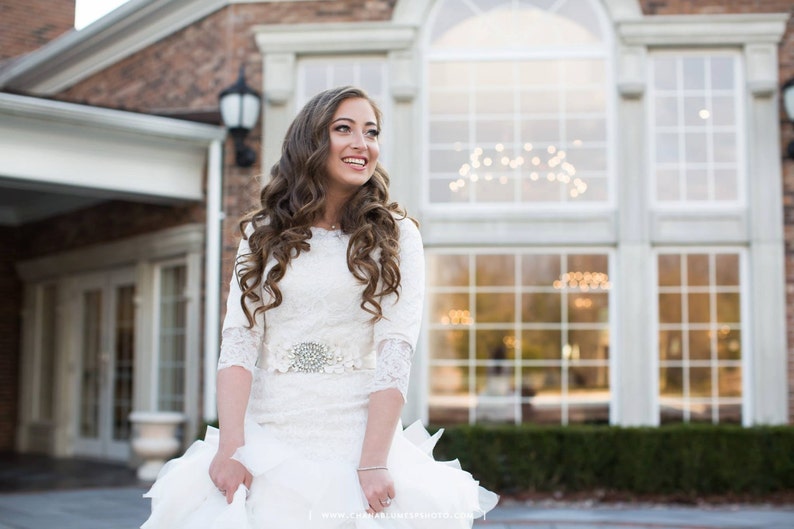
[388,47,425,424]
[203,139,223,422]
[744,43,788,424]
[614,45,656,425]
[262,53,296,176]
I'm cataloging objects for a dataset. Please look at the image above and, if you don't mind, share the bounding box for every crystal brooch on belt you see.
[288,341,333,373]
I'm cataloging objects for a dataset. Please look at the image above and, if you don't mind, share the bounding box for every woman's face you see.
[324,97,380,197]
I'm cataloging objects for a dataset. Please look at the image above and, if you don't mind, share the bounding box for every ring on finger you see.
[379,497,392,506]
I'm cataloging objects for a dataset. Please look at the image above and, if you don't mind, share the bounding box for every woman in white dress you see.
[141,86,497,529]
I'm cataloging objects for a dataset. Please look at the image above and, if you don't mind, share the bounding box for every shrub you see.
[432,423,794,497]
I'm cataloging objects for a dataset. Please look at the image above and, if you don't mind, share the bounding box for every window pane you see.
[430,250,610,425]
[718,366,741,397]
[659,293,682,323]
[659,330,683,361]
[38,285,58,421]
[476,292,515,322]
[428,254,469,287]
[658,254,681,286]
[476,254,514,285]
[657,250,743,424]
[689,367,712,397]
[568,329,609,360]
[427,3,609,205]
[429,329,469,361]
[113,285,135,441]
[687,293,710,323]
[158,265,187,412]
[651,54,741,204]
[660,367,684,396]
[568,293,608,323]
[475,329,516,360]
[717,328,741,360]
[686,254,710,286]
[522,254,560,286]
[688,330,712,361]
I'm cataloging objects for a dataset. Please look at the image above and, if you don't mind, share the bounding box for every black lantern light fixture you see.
[783,78,794,159]
[219,65,262,167]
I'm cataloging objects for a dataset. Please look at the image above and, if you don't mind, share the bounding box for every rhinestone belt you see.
[287,341,337,373]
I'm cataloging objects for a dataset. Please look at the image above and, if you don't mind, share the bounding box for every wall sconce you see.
[783,78,794,159]
[219,65,262,167]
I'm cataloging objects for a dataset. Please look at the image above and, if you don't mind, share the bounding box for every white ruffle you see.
[142,420,497,529]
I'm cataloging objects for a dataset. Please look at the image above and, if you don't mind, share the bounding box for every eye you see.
[366,128,380,138]
[334,124,351,133]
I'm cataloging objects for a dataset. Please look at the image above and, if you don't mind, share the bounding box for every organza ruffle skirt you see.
[141,371,497,528]
[141,420,496,529]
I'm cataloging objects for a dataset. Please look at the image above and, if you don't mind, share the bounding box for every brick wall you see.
[17,200,204,260]
[0,0,74,60]
[0,228,21,451]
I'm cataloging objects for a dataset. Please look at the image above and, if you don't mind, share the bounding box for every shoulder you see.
[393,215,423,248]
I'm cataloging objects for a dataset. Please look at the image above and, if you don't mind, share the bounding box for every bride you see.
[141,86,497,528]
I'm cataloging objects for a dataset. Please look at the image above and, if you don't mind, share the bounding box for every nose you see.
[350,130,366,150]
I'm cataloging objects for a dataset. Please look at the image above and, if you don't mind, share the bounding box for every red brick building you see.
[0,0,792,462]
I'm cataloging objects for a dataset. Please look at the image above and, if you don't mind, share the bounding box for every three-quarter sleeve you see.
[368,218,425,400]
[217,235,265,373]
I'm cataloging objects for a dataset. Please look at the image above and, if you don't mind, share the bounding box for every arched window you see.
[424,0,613,206]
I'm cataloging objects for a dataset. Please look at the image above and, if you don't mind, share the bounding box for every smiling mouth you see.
[342,157,367,167]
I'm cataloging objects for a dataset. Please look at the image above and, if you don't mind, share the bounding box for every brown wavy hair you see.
[236,86,413,328]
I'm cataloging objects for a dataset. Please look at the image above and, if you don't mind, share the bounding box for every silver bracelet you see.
[357,465,388,471]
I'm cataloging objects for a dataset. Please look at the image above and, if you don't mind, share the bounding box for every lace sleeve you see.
[367,338,413,401]
[217,233,265,373]
[218,327,263,373]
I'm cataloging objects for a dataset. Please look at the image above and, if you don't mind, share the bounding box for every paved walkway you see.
[0,486,792,529]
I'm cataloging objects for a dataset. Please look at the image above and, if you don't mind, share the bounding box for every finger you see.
[387,483,396,499]
[225,488,235,504]
[368,498,383,514]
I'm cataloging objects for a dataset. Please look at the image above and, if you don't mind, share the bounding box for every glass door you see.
[74,269,136,460]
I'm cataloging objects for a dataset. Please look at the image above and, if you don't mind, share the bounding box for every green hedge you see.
[431,423,794,497]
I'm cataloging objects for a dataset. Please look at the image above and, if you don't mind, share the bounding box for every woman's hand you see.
[209,450,252,504]
[358,468,395,515]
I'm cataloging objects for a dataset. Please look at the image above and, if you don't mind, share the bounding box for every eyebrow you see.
[332,117,378,127]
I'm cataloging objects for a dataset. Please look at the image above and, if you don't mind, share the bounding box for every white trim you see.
[0,92,225,144]
[255,23,416,54]
[203,140,224,422]
[617,13,788,46]
[0,0,229,94]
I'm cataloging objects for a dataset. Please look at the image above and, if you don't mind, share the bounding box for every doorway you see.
[72,269,136,460]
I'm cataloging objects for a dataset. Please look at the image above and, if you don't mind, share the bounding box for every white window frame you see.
[151,257,189,413]
[424,246,617,426]
[421,0,617,213]
[650,246,751,426]
[647,49,747,210]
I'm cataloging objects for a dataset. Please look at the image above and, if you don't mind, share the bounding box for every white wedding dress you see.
[141,218,497,529]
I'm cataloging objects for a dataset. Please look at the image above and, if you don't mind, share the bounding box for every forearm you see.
[359,387,403,467]
[216,366,253,454]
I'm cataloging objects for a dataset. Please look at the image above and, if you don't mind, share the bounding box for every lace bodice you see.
[218,218,425,399]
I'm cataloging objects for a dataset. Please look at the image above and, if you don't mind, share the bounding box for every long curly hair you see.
[236,86,412,328]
